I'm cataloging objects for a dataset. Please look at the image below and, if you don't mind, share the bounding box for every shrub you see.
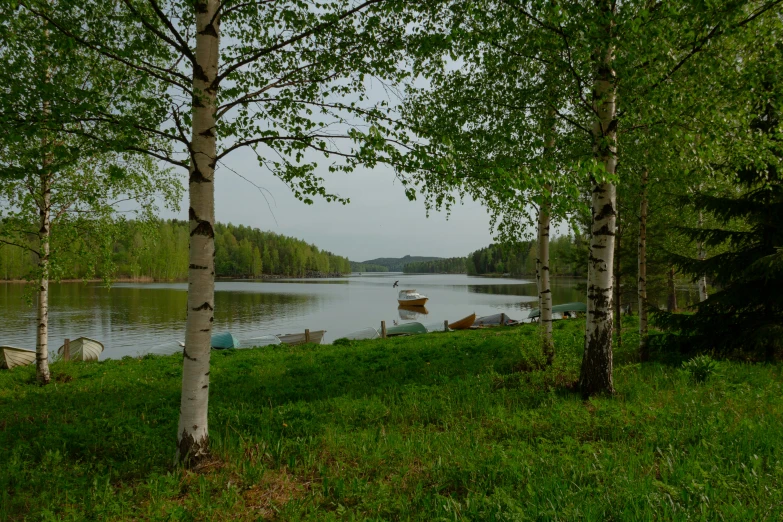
[682,355,717,383]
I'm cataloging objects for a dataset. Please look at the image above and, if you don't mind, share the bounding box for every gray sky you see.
[194,150,501,262]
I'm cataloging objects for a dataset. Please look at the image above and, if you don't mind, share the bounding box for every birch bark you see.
[667,266,678,311]
[579,0,617,396]
[538,192,554,365]
[638,170,649,361]
[36,165,51,385]
[36,56,52,385]
[177,0,219,465]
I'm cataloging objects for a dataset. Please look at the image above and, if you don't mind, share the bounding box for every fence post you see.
[305,329,311,343]
[500,313,505,326]
[444,320,449,332]
[381,321,387,339]
[63,339,70,361]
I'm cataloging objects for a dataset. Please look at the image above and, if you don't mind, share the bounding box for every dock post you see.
[381,321,387,339]
[305,329,311,343]
[63,339,70,361]
[500,313,505,326]
[444,320,449,332]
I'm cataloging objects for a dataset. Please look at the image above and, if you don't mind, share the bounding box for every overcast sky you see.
[164,145,510,262]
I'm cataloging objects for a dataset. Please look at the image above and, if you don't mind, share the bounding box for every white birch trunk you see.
[697,210,708,302]
[638,170,649,361]
[177,0,219,465]
[36,171,51,385]
[36,55,52,385]
[538,194,554,365]
[579,2,617,396]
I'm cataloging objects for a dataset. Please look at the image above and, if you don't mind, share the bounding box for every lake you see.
[0,274,584,360]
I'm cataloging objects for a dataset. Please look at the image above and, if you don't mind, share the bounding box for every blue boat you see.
[211,332,241,350]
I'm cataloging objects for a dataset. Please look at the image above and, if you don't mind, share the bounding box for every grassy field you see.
[2,319,783,520]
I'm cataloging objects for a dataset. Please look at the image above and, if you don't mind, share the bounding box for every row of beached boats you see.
[342,302,588,340]
[1,337,104,370]
[2,303,588,368]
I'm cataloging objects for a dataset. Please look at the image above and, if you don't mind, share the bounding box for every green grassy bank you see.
[2,320,783,520]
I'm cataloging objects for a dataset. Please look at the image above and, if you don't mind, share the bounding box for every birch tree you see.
[0,4,179,384]
[25,0,415,463]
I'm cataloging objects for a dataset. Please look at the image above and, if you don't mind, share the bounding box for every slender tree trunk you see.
[697,210,708,302]
[36,54,52,386]
[538,193,554,365]
[667,266,677,312]
[36,171,52,385]
[613,213,621,348]
[638,170,649,361]
[579,1,617,397]
[177,0,219,465]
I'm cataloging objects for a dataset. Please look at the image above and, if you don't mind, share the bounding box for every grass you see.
[2,318,783,520]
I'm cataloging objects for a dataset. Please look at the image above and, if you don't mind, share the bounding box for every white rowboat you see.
[57,337,104,361]
[0,346,36,369]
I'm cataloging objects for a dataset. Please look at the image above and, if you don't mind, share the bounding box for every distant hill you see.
[360,255,443,272]
[349,261,388,273]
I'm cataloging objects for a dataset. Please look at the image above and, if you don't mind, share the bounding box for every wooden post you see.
[444,320,449,332]
[305,329,311,343]
[500,313,505,326]
[381,321,387,339]
[63,338,70,361]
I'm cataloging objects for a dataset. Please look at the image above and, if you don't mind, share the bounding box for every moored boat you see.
[277,330,326,346]
[472,313,518,327]
[57,337,104,361]
[386,321,428,337]
[397,289,428,307]
[343,327,381,341]
[238,335,281,348]
[211,332,241,350]
[448,313,476,331]
[0,346,36,369]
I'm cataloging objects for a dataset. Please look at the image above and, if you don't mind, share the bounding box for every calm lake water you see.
[0,274,584,360]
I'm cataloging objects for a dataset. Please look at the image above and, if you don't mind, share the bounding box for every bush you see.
[682,355,717,383]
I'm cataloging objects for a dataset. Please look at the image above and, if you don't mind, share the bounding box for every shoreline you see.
[0,272,352,284]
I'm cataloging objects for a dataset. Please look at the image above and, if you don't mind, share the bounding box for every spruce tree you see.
[664,48,783,358]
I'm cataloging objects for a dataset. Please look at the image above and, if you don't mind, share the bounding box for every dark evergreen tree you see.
[662,52,783,358]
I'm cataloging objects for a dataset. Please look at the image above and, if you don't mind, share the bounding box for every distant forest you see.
[0,220,351,280]
[400,235,588,277]
[349,261,388,273]
[359,255,443,272]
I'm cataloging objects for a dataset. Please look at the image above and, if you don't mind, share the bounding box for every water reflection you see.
[398,305,429,321]
[0,275,586,359]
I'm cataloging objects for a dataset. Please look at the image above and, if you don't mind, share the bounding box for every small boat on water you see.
[449,313,476,331]
[277,330,326,346]
[397,289,428,307]
[57,337,104,361]
[386,322,428,337]
[528,302,587,320]
[0,346,36,369]
[472,313,518,327]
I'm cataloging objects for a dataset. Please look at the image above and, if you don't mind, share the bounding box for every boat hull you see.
[449,313,476,330]
[277,330,326,346]
[1,346,36,369]
[397,298,428,307]
[58,337,104,361]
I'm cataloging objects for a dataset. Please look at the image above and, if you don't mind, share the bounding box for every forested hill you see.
[402,257,467,274]
[0,220,351,280]
[360,255,443,272]
[349,261,389,273]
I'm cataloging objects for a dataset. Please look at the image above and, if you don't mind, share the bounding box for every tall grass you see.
[2,319,782,520]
